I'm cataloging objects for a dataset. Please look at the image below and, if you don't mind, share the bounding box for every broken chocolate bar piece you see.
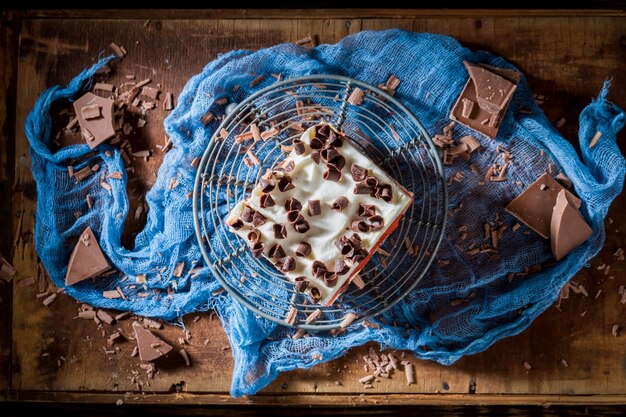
[73,92,116,149]
[65,227,112,286]
[550,190,592,260]
[450,61,521,139]
[506,173,581,239]
[132,321,173,362]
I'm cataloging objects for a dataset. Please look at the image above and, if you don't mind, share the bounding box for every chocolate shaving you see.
[282,256,296,272]
[351,164,368,181]
[353,181,371,194]
[294,219,310,233]
[332,197,349,212]
[352,220,370,233]
[285,197,302,212]
[309,286,322,302]
[294,276,309,293]
[259,178,275,193]
[311,151,321,164]
[295,242,312,257]
[259,193,275,208]
[252,211,267,227]
[273,224,288,239]
[359,204,376,217]
[268,244,286,259]
[251,242,265,257]
[323,167,342,182]
[334,259,349,275]
[307,200,321,216]
[241,205,255,223]
[312,260,328,278]
[324,272,338,287]
[278,176,295,192]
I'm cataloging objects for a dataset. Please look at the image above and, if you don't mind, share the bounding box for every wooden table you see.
[1,8,626,413]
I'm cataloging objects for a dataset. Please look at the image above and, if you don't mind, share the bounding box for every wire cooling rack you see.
[193,75,447,331]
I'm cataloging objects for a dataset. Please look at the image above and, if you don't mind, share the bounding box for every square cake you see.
[225,124,414,306]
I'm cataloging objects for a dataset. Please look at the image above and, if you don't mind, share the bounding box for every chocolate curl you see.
[252,211,267,227]
[258,178,275,193]
[353,181,371,194]
[294,276,309,293]
[246,230,260,243]
[350,164,367,181]
[323,167,342,182]
[331,197,349,212]
[378,184,392,202]
[241,205,255,222]
[294,219,310,233]
[365,176,379,189]
[351,220,370,233]
[278,176,295,192]
[311,151,321,164]
[326,133,343,148]
[287,210,302,224]
[310,136,325,150]
[358,204,376,217]
[273,224,287,239]
[228,218,244,230]
[334,259,349,275]
[351,248,368,263]
[367,215,384,230]
[334,236,352,256]
[284,160,295,172]
[307,200,321,216]
[320,147,340,164]
[251,242,265,258]
[285,197,302,212]
[292,139,306,155]
[259,193,275,208]
[312,260,327,278]
[282,256,296,272]
[309,286,322,302]
[268,244,286,259]
[349,233,362,248]
[295,242,311,257]
[324,271,338,287]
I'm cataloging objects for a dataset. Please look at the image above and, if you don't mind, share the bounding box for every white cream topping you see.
[226,124,413,305]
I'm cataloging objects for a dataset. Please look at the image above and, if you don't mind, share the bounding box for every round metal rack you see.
[193,74,447,331]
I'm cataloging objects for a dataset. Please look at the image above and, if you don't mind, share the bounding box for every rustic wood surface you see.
[1,9,626,406]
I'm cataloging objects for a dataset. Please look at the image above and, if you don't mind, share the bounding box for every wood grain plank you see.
[9,15,626,402]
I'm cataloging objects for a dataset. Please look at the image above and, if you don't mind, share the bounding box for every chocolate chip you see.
[252,211,267,227]
[351,220,370,233]
[367,215,384,230]
[294,276,309,293]
[311,151,321,164]
[287,210,302,224]
[259,178,275,193]
[310,137,325,150]
[273,224,287,239]
[292,139,306,155]
[268,244,286,259]
[294,219,310,233]
[309,286,322,302]
[307,200,321,216]
[324,271,338,287]
[282,256,296,272]
[260,193,275,208]
[331,197,349,212]
[334,259,349,275]
[284,160,295,172]
[247,230,260,243]
[351,164,368,181]
[251,242,265,257]
[278,176,295,192]
[295,242,311,257]
[353,181,371,194]
[241,205,255,222]
[285,197,302,212]
[358,204,376,217]
[323,167,342,182]
[312,260,327,278]
[228,218,244,230]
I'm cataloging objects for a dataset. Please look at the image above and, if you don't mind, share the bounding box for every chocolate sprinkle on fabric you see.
[331,197,349,212]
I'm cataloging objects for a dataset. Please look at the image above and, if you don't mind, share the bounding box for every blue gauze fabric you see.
[26,30,625,396]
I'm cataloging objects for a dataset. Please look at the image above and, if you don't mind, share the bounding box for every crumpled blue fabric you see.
[25,30,625,397]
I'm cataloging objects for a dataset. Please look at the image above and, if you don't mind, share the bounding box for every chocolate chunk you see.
[309,286,322,302]
[285,197,302,212]
[312,260,327,278]
[334,259,349,275]
[311,151,321,164]
[378,184,392,202]
[324,271,338,287]
[367,215,384,230]
[228,218,244,230]
[295,242,312,257]
[332,197,349,212]
[260,193,275,208]
[273,224,287,239]
[278,176,295,192]
[284,160,295,172]
[294,219,310,233]
[241,205,255,223]
[246,230,260,243]
[292,139,306,155]
[251,242,265,257]
[351,220,370,233]
[252,211,267,227]
[353,181,371,194]
[268,244,286,259]
[550,190,593,260]
[310,136,325,150]
[308,200,321,216]
[65,227,112,286]
[282,256,296,272]
[323,167,342,182]
[294,276,309,293]
[358,204,376,217]
[259,178,275,193]
[132,321,173,362]
[287,210,302,224]
[351,164,368,181]
[73,93,116,149]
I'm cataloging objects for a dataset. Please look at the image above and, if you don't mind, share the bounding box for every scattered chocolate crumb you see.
[348,88,365,106]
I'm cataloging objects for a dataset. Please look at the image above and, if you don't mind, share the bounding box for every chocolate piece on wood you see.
[65,227,112,286]
[450,61,521,139]
[506,173,581,239]
[132,321,173,362]
[73,92,116,149]
[550,190,593,260]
